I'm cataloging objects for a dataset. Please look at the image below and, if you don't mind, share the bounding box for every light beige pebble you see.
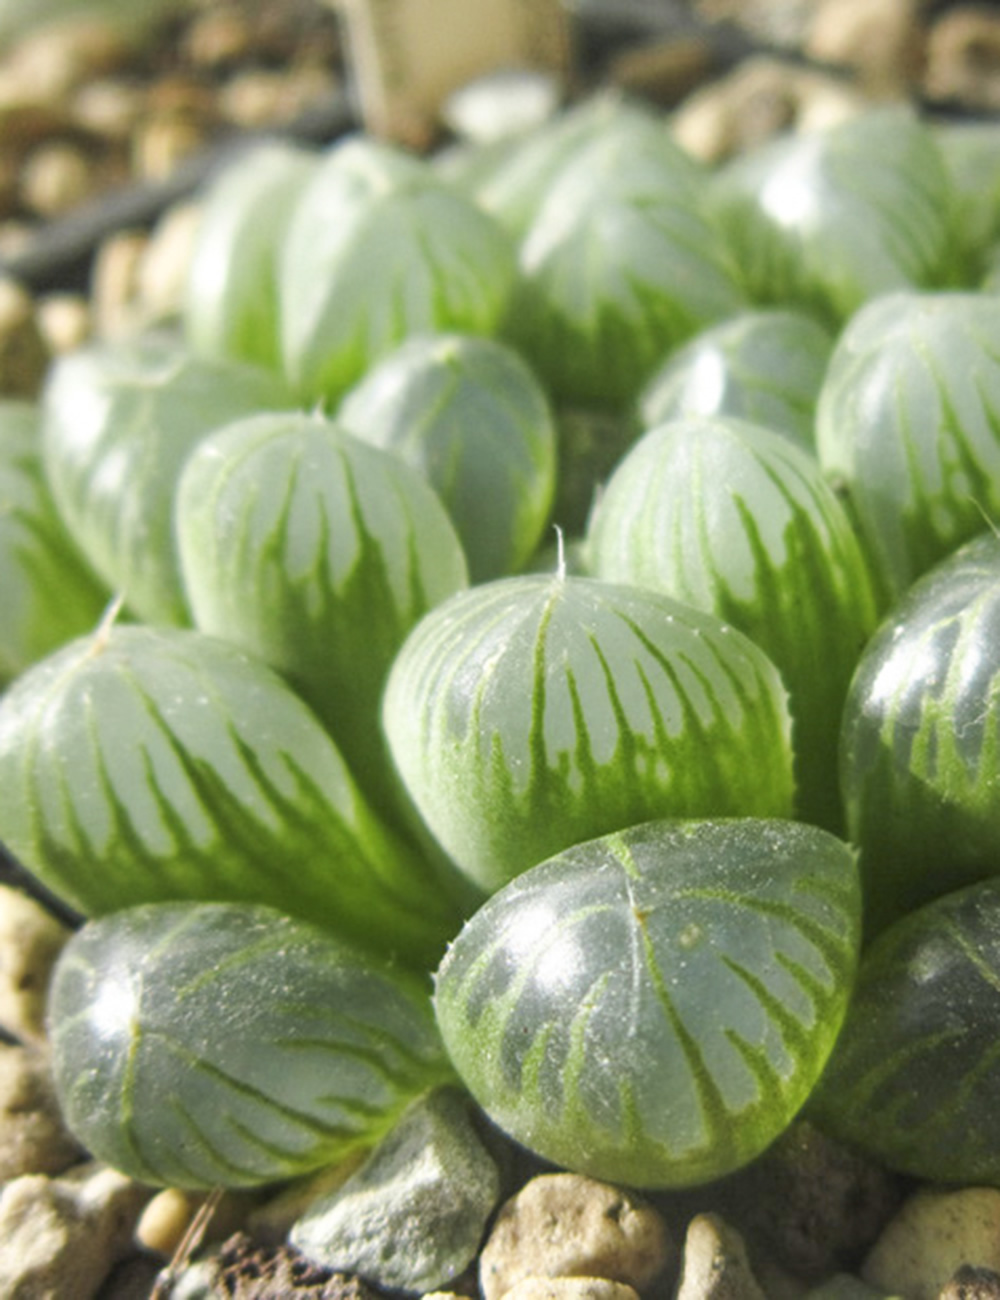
[137,200,202,326]
[134,1187,201,1258]
[0,883,71,1045]
[37,292,92,355]
[675,1214,768,1300]
[0,1160,152,1300]
[862,1186,1000,1300]
[478,1172,672,1300]
[924,8,1000,111]
[0,1042,83,1180]
[0,18,132,104]
[132,112,207,182]
[500,1276,640,1300]
[20,140,99,218]
[805,0,926,98]
[90,229,148,339]
[669,56,864,163]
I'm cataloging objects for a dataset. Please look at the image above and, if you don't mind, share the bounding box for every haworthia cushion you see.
[638,309,834,453]
[40,333,293,626]
[184,140,318,370]
[279,136,516,405]
[713,106,959,325]
[586,414,880,832]
[0,623,461,966]
[816,290,1000,600]
[337,333,557,583]
[48,901,453,1188]
[840,529,1000,936]
[811,878,1000,1184]
[504,107,745,410]
[434,818,861,1189]
[175,409,468,814]
[0,399,107,685]
[382,573,795,894]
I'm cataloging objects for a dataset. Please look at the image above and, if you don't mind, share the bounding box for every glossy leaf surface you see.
[840,529,1000,936]
[280,137,516,404]
[338,333,556,582]
[0,400,107,684]
[50,901,452,1188]
[505,109,745,409]
[586,415,880,831]
[638,309,833,452]
[435,818,861,1188]
[184,141,318,369]
[176,409,468,813]
[816,290,1000,600]
[811,879,1000,1184]
[383,573,794,893]
[714,107,959,324]
[40,334,292,625]
[0,624,460,965]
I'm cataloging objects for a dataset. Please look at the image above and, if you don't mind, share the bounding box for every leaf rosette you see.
[0,400,107,685]
[175,409,469,813]
[713,106,960,324]
[811,878,1000,1184]
[40,333,292,626]
[0,623,461,965]
[434,818,861,1189]
[184,141,318,370]
[840,529,1000,935]
[383,573,795,894]
[338,333,556,583]
[505,109,746,410]
[816,290,1000,600]
[586,415,880,832]
[638,309,833,452]
[49,901,452,1188]
[279,137,516,405]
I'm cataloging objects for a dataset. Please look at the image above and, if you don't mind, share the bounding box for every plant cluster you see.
[1,96,1000,1194]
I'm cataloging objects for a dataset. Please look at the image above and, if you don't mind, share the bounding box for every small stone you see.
[675,1214,768,1300]
[0,1160,151,1299]
[90,229,148,340]
[805,0,926,98]
[442,69,562,145]
[71,78,147,144]
[217,64,339,129]
[137,200,201,326]
[1,17,133,103]
[712,1120,904,1282]
[862,1186,1000,1300]
[247,1151,367,1246]
[20,140,99,218]
[37,293,92,355]
[182,5,254,70]
[939,1264,1000,1300]
[135,1188,202,1259]
[291,1087,501,1294]
[670,57,864,164]
[0,1042,83,1181]
[924,8,1000,112]
[502,1278,640,1300]
[132,112,207,183]
[0,884,71,1045]
[168,1232,383,1300]
[0,277,48,397]
[479,1172,672,1300]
